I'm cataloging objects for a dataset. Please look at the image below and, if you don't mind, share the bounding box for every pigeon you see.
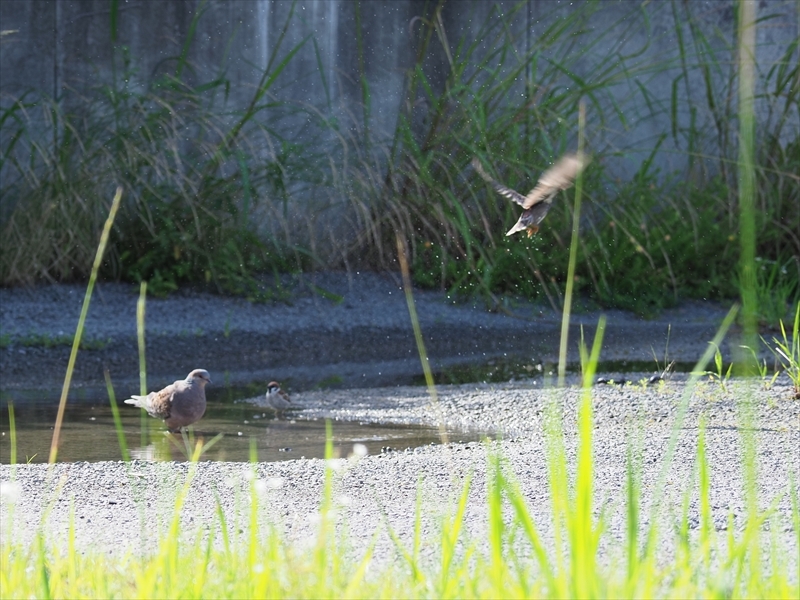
[472,153,586,236]
[125,369,211,432]
[265,381,291,418]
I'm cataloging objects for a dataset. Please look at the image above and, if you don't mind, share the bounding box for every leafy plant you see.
[752,256,800,328]
[768,302,800,398]
[0,2,315,297]
[702,343,734,393]
[741,345,781,391]
[338,0,796,316]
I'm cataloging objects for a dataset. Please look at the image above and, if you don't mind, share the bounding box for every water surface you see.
[0,389,482,464]
[0,355,681,464]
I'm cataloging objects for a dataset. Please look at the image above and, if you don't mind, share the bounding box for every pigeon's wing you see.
[522,154,583,209]
[472,158,528,207]
[146,384,178,420]
[125,391,171,419]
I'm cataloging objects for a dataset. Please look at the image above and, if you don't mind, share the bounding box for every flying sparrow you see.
[125,369,211,432]
[472,153,586,236]
[265,381,292,418]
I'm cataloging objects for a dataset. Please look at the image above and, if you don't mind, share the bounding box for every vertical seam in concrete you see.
[258,0,270,70]
[53,0,60,99]
[329,0,338,108]
[527,3,533,89]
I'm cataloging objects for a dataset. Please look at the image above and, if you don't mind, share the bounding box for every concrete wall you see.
[1,0,797,175]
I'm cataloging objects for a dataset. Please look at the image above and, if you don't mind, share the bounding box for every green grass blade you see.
[7,403,16,467]
[487,452,506,594]
[136,281,148,445]
[49,187,123,464]
[397,233,448,445]
[104,370,130,463]
[557,100,586,386]
[737,0,758,373]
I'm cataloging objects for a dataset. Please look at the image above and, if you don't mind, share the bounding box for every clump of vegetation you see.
[0,6,315,298]
[768,302,800,398]
[367,1,798,317]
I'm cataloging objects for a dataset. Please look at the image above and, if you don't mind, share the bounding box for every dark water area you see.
[0,385,483,464]
[413,357,696,386]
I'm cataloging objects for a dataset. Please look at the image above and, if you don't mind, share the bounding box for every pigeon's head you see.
[267,381,281,395]
[187,369,212,386]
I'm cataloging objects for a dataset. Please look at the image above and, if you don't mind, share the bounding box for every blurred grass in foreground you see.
[2,301,797,598]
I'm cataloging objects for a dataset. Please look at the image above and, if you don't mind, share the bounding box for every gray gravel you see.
[1,271,740,392]
[1,273,798,573]
[2,379,798,571]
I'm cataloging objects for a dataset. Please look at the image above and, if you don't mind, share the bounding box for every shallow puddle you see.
[0,389,482,464]
[0,354,684,464]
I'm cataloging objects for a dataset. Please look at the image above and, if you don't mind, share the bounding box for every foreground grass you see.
[2,419,798,599]
[2,249,798,598]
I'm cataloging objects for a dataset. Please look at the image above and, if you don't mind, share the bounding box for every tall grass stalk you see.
[736,3,762,593]
[48,186,123,464]
[397,233,448,446]
[6,403,16,468]
[104,370,130,463]
[737,0,758,369]
[136,281,148,444]
[557,100,586,386]
[573,318,606,596]
[696,422,712,583]
[136,281,147,395]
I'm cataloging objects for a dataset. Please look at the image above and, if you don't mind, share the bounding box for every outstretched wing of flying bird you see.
[471,158,528,207]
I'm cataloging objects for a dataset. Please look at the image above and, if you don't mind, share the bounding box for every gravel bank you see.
[2,273,797,570]
[2,379,799,570]
[1,271,740,392]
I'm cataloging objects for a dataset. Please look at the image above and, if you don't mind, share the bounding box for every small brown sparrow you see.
[472,153,587,236]
[265,381,291,418]
[125,369,211,432]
